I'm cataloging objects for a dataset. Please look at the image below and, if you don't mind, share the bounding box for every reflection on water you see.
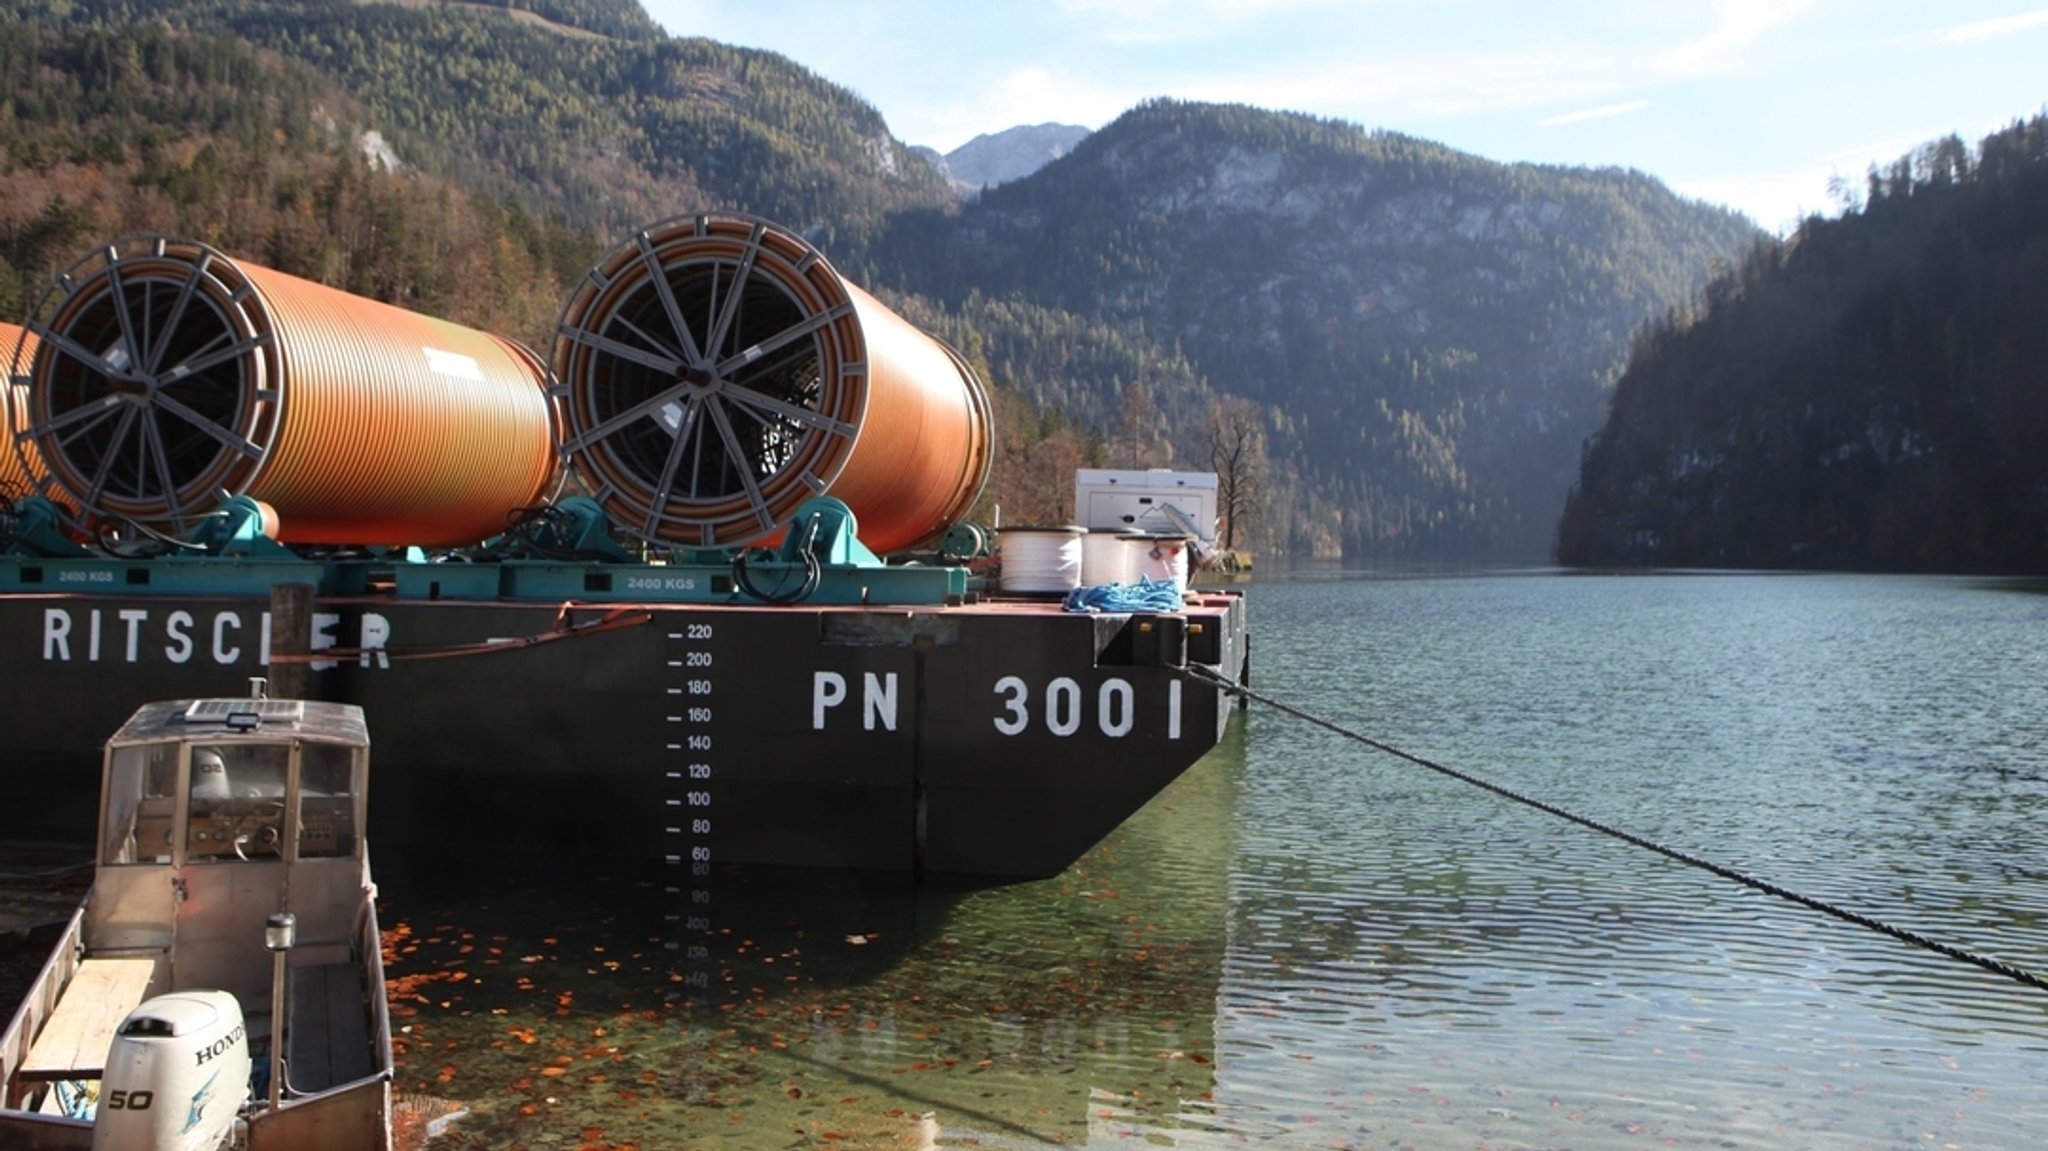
[376,717,1241,1148]
[383,574,2048,1148]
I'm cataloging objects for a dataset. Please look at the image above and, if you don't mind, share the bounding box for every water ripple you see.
[1213,574,2048,1148]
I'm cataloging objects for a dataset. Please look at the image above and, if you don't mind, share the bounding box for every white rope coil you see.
[998,526,1084,593]
[1127,533,1190,591]
[1080,529,1135,585]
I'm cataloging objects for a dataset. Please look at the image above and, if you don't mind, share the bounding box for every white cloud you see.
[1676,124,1956,236]
[1054,0,1393,45]
[1912,7,2048,45]
[1146,40,1627,126]
[902,67,1136,149]
[1673,165,1834,235]
[644,0,2047,230]
[1056,0,1357,23]
[1541,99,1652,128]
[1648,0,1812,77]
[983,67,1131,131]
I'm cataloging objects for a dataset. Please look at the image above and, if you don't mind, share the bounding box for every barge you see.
[2,216,1249,880]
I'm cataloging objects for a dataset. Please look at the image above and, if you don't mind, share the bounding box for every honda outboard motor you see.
[92,991,250,1151]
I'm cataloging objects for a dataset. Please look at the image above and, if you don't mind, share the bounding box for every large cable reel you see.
[11,235,560,546]
[552,213,992,555]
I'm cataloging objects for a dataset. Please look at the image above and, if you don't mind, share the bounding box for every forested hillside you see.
[1,0,1763,559]
[875,100,1759,557]
[0,0,950,247]
[1557,115,2048,572]
[0,14,594,340]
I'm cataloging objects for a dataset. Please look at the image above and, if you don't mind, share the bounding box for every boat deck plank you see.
[18,957,156,1081]
[288,962,371,1095]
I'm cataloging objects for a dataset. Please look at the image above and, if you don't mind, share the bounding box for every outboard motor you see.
[92,991,250,1151]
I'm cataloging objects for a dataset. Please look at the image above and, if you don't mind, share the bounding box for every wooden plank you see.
[18,957,156,1081]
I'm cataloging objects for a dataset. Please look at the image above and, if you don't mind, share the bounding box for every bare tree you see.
[1115,377,1165,469]
[1021,429,1086,523]
[1206,396,1268,553]
[980,381,1091,525]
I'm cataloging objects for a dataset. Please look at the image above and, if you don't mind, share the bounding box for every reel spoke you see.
[703,222,768,361]
[557,321,685,378]
[643,395,704,538]
[32,323,133,380]
[79,402,140,509]
[705,396,774,532]
[712,300,849,378]
[136,408,186,522]
[722,386,853,438]
[153,391,264,460]
[637,232,705,367]
[161,332,270,383]
[28,394,124,440]
[145,252,214,375]
[104,262,146,376]
[560,381,691,456]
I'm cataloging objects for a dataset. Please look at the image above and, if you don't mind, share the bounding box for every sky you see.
[637,0,2048,235]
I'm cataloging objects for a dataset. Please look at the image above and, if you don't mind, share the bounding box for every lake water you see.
[380,572,2048,1149]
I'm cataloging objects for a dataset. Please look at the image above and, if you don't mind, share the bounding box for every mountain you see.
[874,100,1759,558]
[429,0,667,41]
[1556,116,2048,572]
[941,123,1091,195]
[0,1,1762,560]
[1,0,954,245]
[0,0,959,339]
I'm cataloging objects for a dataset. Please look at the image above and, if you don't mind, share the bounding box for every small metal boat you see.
[0,693,391,1150]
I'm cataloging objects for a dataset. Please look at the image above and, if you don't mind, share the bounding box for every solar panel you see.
[181,699,306,725]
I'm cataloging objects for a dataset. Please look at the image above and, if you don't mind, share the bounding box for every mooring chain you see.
[1184,664,2048,995]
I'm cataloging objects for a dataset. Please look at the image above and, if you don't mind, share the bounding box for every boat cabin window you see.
[298,742,360,858]
[103,742,178,864]
[104,738,362,863]
[183,743,284,859]
[195,743,289,800]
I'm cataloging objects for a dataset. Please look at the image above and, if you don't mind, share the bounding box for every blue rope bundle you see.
[1061,576,1185,613]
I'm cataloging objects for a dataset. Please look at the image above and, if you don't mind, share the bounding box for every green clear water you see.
[380,573,2048,1149]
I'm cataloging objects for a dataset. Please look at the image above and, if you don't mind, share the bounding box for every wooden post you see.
[268,582,315,699]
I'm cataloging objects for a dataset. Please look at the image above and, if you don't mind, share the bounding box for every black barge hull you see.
[1,590,1247,879]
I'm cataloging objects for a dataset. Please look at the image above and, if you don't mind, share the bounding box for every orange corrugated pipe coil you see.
[3,321,51,501]
[17,236,559,546]
[553,212,992,554]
